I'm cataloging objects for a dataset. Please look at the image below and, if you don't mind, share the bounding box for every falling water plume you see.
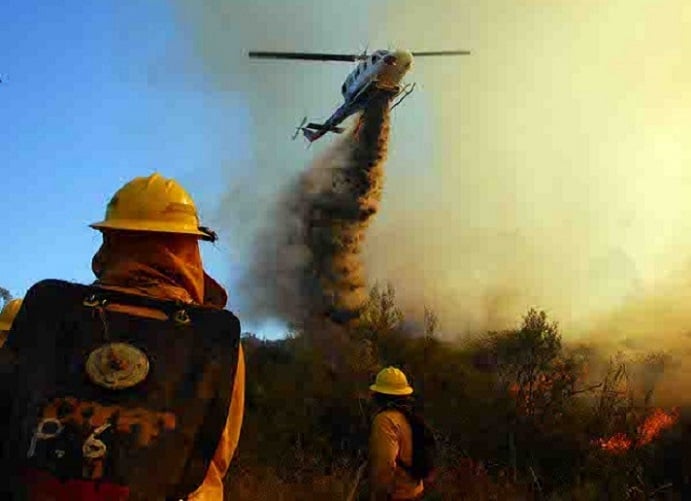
[243,91,393,329]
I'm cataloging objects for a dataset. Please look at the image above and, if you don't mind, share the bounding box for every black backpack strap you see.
[170,310,242,498]
[395,457,414,475]
[83,285,197,318]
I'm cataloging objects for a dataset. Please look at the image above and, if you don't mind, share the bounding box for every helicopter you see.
[248,48,470,143]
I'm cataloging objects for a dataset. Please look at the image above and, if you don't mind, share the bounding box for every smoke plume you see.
[242,94,392,326]
[171,1,691,343]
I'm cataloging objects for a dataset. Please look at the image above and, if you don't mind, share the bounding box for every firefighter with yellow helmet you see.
[0,298,22,347]
[0,173,244,499]
[367,367,433,501]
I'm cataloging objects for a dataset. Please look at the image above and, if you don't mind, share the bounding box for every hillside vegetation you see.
[226,284,687,500]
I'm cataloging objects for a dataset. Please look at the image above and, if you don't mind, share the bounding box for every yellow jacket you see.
[368,409,424,500]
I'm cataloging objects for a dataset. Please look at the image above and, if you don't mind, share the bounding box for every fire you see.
[596,407,680,454]
[595,433,632,454]
[637,407,679,446]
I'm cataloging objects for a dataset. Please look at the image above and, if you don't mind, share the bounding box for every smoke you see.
[576,269,691,406]
[360,0,691,337]
[171,1,691,341]
[241,94,391,326]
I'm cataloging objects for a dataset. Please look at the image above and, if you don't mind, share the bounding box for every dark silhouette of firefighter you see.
[0,173,244,499]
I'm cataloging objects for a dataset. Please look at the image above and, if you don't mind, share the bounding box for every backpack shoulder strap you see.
[170,309,241,498]
[85,284,197,316]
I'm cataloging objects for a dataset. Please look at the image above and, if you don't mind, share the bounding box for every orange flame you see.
[637,407,679,446]
[596,407,680,454]
[595,433,632,454]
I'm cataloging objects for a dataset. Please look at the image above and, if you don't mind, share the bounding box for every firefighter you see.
[368,367,426,501]
[0,173,244,499]
[0,298,22,348]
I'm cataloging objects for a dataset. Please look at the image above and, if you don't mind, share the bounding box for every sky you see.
[170,0,691,341]
[2,1,690,343]
[0,1,267,331]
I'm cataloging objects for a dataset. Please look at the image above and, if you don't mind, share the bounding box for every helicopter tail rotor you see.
[292,116,308,140]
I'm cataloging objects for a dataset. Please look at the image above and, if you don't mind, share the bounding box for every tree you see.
[357,282,403,340]
[490,308,563,418]
[0,287,11,305]
[424,306,439,342]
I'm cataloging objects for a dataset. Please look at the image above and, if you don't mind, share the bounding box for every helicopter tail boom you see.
[300,122,345,143]
[305,123,344,134]
[292,117,346,142]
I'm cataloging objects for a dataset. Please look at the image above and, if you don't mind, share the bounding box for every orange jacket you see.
[368,409,424,501]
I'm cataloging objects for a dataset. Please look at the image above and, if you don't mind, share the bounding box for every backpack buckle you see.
[173,309,191,325]
[83,294,108,308]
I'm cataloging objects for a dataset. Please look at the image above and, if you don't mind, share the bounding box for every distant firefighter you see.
[366,367,436,501]
[0,298,22,347]
[0,173,244,499]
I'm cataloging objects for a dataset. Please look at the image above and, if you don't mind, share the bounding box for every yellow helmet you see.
[0,298,23,332]
[90,173,215,241]
[370,367,414,396]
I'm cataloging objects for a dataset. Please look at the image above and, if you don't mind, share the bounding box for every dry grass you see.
[224,461,535,501]
[225,465,355,500]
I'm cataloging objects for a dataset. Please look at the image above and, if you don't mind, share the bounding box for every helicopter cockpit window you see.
[371,54,379,63]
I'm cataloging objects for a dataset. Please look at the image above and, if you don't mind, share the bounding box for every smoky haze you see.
[171,1,691,348]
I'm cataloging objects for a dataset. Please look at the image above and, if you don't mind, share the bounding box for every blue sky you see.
[0,1,282,334]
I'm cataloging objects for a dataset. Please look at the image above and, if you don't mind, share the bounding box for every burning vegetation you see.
[230,292,691,499]
[596,407,680,454]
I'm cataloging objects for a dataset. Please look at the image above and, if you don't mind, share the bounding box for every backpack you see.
[396,410,437,483]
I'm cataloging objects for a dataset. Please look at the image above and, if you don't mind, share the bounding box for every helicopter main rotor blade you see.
[248,51,360,62]
[411,50,471,57]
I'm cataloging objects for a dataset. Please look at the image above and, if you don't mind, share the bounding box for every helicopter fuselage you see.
[341,49,414,99]
[299,50,414,142]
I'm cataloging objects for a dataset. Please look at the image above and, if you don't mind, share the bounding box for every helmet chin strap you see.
[198,226,218,243]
